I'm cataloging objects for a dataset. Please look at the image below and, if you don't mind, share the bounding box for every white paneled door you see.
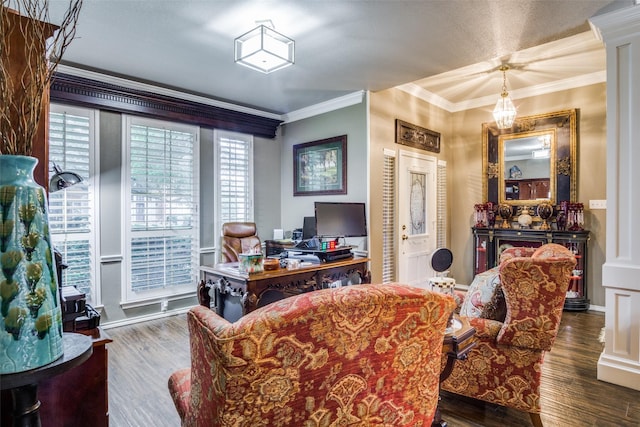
[397,150,438,288]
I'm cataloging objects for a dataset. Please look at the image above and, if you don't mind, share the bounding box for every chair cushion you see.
[459,267,507,322]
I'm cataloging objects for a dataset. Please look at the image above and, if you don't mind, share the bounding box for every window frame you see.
[121,115,200,304]
[214,129,254,254]
[48,103,101,306]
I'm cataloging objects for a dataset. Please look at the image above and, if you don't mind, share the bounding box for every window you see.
[215,130,254,236]
[123,116,199,302]
[48,105,100,304]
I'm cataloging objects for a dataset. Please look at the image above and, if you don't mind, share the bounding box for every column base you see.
[597,353,640,391]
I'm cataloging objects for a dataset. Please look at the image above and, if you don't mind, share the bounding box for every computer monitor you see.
[314,202,367,238]
[302,216,316,239]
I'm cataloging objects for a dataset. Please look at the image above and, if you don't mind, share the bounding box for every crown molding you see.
[56,65,283,121]
[282,91,366,124]
[395,83,455,112]
[397,71,606,113]
[52,66,283,138]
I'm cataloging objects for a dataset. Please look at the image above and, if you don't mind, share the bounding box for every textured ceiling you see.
[47,0,633,115]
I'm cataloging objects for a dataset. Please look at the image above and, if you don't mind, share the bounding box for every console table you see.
[472,227,590,310]
[199,257,371,322]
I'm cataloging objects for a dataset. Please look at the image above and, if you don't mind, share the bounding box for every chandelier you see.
[234,20,295,74]
[492,65,517,129]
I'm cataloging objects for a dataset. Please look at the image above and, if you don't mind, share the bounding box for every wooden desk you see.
[199,257,370,322]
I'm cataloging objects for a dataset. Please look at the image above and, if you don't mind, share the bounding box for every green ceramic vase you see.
[0,155,63,374]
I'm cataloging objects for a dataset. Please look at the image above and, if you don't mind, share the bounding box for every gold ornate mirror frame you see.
[482,109,577,207]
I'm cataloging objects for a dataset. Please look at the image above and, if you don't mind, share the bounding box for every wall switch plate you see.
[589,199,607,209]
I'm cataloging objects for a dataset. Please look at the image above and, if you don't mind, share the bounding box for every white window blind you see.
[124,117,199,301]
[382,150,396,283]
[437,160,447,248]
[216,130,253,224]
[48,105,99,304]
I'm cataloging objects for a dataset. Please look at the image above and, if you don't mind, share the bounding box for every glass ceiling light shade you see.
[492,65,517,129]
[234,24,295,74]
[49,163,83,192]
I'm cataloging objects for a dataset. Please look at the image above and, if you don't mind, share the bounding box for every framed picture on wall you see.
[293,135,347,196]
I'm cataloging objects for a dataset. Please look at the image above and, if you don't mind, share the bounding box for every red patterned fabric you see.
[499,246,537,263]
[169,284,455,427]
[441,243,576,416]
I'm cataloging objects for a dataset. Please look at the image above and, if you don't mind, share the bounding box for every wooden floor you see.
[106,310,640,427]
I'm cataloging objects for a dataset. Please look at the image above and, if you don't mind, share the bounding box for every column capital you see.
[590,4,640,42]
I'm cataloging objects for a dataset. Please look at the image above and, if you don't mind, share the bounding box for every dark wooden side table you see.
[0,333,92,427]
[432,316,477,427]
[37,328,112,427]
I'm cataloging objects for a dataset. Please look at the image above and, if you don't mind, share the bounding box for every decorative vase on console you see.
[474,204,487,227]
[556,201,568,230]
[517,206,533,229]
[0,155,64,374]
[498,204,513,229]
[486,202,496,228]
[537,202,553,230]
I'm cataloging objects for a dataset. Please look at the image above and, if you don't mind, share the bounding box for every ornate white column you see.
[590,3,640,391]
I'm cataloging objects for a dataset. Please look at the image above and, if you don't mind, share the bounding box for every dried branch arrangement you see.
[0,0,82,156]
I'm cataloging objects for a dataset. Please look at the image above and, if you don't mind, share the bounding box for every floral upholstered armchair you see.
[441,243,576,427]
[168,284,455,427]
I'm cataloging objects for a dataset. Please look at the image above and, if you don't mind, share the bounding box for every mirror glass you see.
[499,130,555,204]
[483,109,577,207]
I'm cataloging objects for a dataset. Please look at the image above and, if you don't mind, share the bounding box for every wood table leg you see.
[10,384,41,427]
[433,317,477,427]
[431,391,448,427]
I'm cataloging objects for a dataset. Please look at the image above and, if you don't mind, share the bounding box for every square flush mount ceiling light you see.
[234,24,295,74]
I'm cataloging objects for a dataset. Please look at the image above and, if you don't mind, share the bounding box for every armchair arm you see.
[221,239,241,263]
[168,368,191,421]
[452,290,466,313]
[496,256,576,351]
[244,235,262,254]
[467,316,503,341]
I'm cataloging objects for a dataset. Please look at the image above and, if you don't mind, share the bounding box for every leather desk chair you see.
[220,222,261,263]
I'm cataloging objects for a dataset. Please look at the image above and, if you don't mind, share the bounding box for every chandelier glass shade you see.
[492,66,517,129]
[234,24,295,74]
